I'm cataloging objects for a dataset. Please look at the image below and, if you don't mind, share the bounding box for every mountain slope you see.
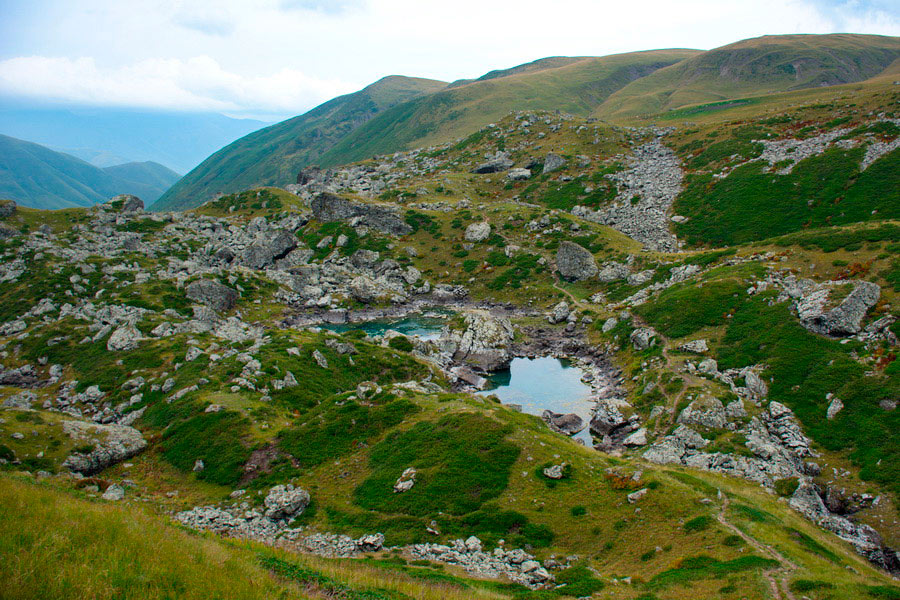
[596,33,900,120]
[0,104,267,173]
[153,76,447,211]
[316,49,699,168]
[0,135,180,209]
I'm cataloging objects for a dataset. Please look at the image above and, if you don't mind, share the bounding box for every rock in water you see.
[556,241,598,281]
[186,279,239,312]
[464,222,492,242]
[264,484,311,521]
[445,310,514,371]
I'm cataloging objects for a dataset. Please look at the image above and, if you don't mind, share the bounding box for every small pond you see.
[321,313,448,341]
[478,356,595,443]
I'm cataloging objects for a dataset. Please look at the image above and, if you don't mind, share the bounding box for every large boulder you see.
[541,410,585,436]
[555,241,598,281]
[0,199,16,218]
[264,484,311,521]
[107,325,142,352]
[62,421,148,475]
[109,194,144,213]
[464,222,492,242]
[542,152,566,174]
[596,261,630,282]
[186,279,239,313]
[445,310,515,371]
[311,192,412,236]
[241,229,298,269]
[472,152,514,174]
[798,281,881,336]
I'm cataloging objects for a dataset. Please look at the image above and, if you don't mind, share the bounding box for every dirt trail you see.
[717,492,798,600]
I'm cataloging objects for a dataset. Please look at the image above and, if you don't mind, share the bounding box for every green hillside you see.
[596,33,900,120]
[0,134,180,209]
[153,75,447,211]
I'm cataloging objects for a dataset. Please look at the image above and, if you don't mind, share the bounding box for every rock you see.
[106,325,141,352]
[464,536,482,552]
[241,229,298,269]
[193,459,205,472]
[678,398,727,429]
[555,241,598,282]
[542,152,566,174]
[356,533,385,552]
[630,327,657,351]
[548,301,570,324]
[697,358,718,375]
[507,168,531,180]
[472,152,514,174]
[596,261,631,282]
[311,192,412,236]
[601,317,618,333]
[826,397,844,420]
[394,467,417,493]
[445,310,514,371]
[622,428,648,447]
[627,488,648,503]
[102,484,125,501]
[264,484,311,521]
[678,339,708,354]
[543,464,566,479]
[312,349,329,369]
[464,222,492,242]
[0,223,19,239]
[186,279,239,313]
[0,199,16,218]
[797,281,881,336]
[745,371,768,401]
[110,194,144,212]
[62,421,148,475]
[541,411,585,436]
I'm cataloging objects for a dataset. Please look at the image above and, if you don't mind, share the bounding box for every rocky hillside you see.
[154,76,447,211]
[1,70,899,599]
[0,134,181,209]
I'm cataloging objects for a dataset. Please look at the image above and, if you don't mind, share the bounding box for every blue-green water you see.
[479,357,594,443]
[322,314,446,341]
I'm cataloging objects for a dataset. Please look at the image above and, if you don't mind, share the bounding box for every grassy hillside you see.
[153,76,447,211]
[0,134,179,209]
[596,34,900,120]
[316,50,698,167]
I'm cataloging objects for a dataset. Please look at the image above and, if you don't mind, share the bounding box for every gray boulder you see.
[630,327,657,351]
[62,420,148,475]
[0,199,16,218]
[107,325,141,352]
[472,152,514,174]
[445,310,514,371]
[596,261,630,282]
[543,152,566,174]
[186,279,239,313]
[548,301,570,324]
[541,410,585,436]
[507,168,531,180]
[311,192,412,236]
[264,484,311,521]
[241,229,298,269]
[797,281,881,336]
[556,241,598,281]
[464,222,492,242]
[109,194,144,212]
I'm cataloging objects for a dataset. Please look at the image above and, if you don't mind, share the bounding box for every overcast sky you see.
[0,0,898,120]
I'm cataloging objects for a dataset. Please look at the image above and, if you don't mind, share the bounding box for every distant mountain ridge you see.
[0,134,180,209]
[0,105,268,174]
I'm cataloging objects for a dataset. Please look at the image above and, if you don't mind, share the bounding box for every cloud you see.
[279,0,365,14]
[0,55,358,116]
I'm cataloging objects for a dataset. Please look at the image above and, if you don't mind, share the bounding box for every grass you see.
[354,413,520,516]
[160,411,253,487]
[674,147,899,246]
[647,555,779,589]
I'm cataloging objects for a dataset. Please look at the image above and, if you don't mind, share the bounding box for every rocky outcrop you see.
[0,199,16,218]
[555,241,597,281]
[464,222,492,242]
[541,410,585,436]
[109,194,144,213]
[311,192,412,236]
[795,280,880,336]
[472,152,514,174]
[263,484,311,521]
[106,325,142,352]
[442,310,514,371]
[240,229,298,269]
[542,152,566,174]
[185,279,239,313]
[61,420,148,475]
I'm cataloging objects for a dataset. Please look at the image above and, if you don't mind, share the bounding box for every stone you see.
[596,262,631,282]
[542,464,566,479]
[356,533,385,552]
[445,310,514,371]
[110,194,144,212]
[622,428,648,447]
[601,317,618,333]
[313,349,328,368]
[678,339,708,354]
[62,421,148,475]
[264,484,311,521]
[241,229,298,269]
[507,168,531,180]
[826,397,844,420]
[542,152,566,173]
[107,325,141,352]
[627,488,648,503]
[630,327,657,351]
[541,411,585,436]
[394,467,417,493]
[102,484,125,501]
[555,241,598,282]
[697,358,718,375]
[311,192,412,236]
[464,222,492,242]
[472,152,514,174]
[797,281,881,336]
[193,459,205,472]
[548,301,570,324]
[678,398,727,429]
[186,279,239,313]
[0,198,16,218]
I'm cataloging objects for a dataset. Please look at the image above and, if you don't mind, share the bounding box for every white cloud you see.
[0,55,358,116]
[0,0,897,117]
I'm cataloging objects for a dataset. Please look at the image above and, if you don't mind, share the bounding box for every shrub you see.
[684,515,713,533]
[161,411,252,486]
[388,336,414,352]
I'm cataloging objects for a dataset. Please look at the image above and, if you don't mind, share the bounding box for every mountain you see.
[595,33,900,120]
[154,51,695,211]
[153,75,447,211]
[0,134,180,209]
[0,104,268,173]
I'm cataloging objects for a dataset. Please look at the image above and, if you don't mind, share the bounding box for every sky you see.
[0,0,898,121]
